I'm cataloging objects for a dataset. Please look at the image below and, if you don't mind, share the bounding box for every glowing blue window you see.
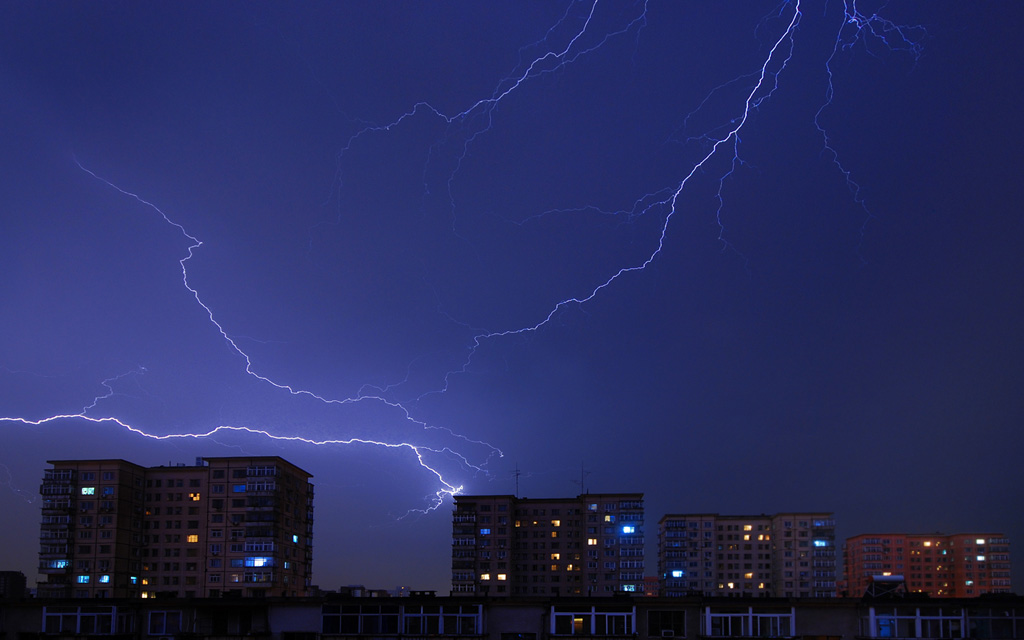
[245,556,274,567]
[48,560,70,569]
[622,584,636,592]
[621,525,635,534]
[671,570,684,578]
[813,540,830,547]
[130,576,138,584]
[81,487,95,496]
[480,528,491,535]
[99,575,110,583]
[76,575,90,584]
[232,484,246,492]
[292,534,299,543]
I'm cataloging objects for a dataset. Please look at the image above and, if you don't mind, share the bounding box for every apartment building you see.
[451,493,644,597]
[843,533,1012,597]
[38,456,314,599]
[658,512,836,598]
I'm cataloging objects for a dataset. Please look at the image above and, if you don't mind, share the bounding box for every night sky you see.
[2,1,1023,594]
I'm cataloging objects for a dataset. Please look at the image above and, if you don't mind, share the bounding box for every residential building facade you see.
[843,533,1012,597]
[37,456,314,599]
[452,493,644,597]
[658,512,836,598]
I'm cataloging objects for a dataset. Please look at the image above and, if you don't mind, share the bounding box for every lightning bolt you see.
[2,0,924,512]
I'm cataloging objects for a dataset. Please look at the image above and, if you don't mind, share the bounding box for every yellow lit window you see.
[743,525,752,531]
[480,573,490,581]
[587,538,597,546]
[552,519,561,527]
[141,578,149,585]
[497,574,506,581]
[604,515,613,522]
[551,553,560,560]
[566,564,574,571]
[727,582,735,589]
[924,541,932,547]
[744,572,754,579]
[514,520,521,527]
[551,564,559,571]
[189,493,200,501]
[187,534,199,543]
[743,534,750,541]
[758,583,765,589]
[551,531,558,538]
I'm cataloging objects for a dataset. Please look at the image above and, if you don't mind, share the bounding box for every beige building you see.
[658,512,836,598]
[452,493,644,597]
[38,456,313,599]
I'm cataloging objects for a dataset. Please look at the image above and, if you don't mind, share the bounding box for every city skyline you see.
[2,1,1023,592]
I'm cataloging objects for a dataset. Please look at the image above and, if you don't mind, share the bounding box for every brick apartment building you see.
[843,532,1012,597]
[451,493,645,597]
[38,457,313,599]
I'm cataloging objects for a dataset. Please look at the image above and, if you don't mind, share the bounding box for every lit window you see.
[232,484,246,492]
[924,541,932,547]
[758,582,765,589]
[99,575,110,583]
[77,575,90,584]
[551,553,560,560]
[81,487,95,496]
[743,525,753,531]
[480,528,491,535]
[130,576,138,584]
[671,570,683,578]
[744,572,754,579]
[480,573,491,581]
[552,519,561,527]
[976,539,986,545]
[966,580,974,586]
[245,556,273,567]
[622,584,636,592]
[587,538,598,546]
[189,493,200,501]
[497,574,507,581]
[743,534,751,541]
[813,540,829,547]
[293,535,299,543]
[141,578,149,585]
[622,525,635,534]
[187,534,199,543]
[551,564,559,571]
[977,555,986,561]
[727,582,735,589]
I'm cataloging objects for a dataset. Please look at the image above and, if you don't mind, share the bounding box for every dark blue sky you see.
[2,1,1022,593]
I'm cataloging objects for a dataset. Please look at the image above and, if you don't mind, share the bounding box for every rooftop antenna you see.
[513,464,521,498]
[573,462,591,496]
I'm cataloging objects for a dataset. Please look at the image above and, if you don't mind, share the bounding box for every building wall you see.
[844,533,1012,598]
[452,493,644,597]
[38,456,314,599]
[658,513,836,598]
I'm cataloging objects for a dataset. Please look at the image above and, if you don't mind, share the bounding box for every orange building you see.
[843,533,1011,597]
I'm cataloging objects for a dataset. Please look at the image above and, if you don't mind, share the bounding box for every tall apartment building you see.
[451,493,644,597]
[843,533,1012,597]
[38,456,314,599]
[658,513,836,598]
